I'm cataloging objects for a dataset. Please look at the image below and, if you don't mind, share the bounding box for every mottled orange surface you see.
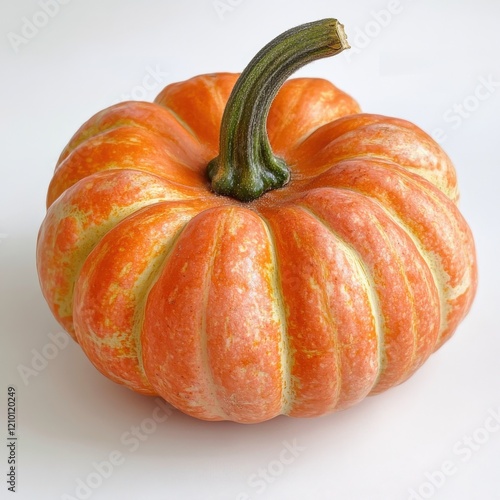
[37,73,477,423]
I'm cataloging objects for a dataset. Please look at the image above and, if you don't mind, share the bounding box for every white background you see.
[1,1,499,499]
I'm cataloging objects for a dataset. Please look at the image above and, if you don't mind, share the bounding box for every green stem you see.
[207,18,349,202]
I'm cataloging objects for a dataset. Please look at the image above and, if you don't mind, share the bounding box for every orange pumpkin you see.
[37,19,477,423]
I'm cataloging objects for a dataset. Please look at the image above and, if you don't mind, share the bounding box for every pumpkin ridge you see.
[369,215,421,385]
[288,208,344,410]
[268,78,361,157]
[297,191,445,393]
[132,215,196,391]
[294,203,384,399]
[73,201,208,393]
[58,123,200,170]
[290,115,458,201]
[74,201,213,386]
[306,158,475,347]
[306,179,447,348]
[200,210,232,421]
[337,183,450,345]
[258,214,293,416]
[154,73,239,157]
[56,101,206,169]
[162,106,201,144]
[38,170,197,336]
[48,125,207,206]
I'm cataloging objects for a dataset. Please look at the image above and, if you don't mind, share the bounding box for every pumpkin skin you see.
[37,18,478,422]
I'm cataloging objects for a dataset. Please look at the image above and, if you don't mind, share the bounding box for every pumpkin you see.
[37,19,477,423]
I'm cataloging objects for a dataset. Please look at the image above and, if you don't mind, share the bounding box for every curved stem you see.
[207,19,349,202]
